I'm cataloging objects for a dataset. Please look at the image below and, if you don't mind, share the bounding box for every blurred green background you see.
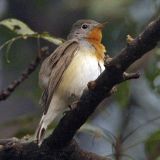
[0,0,160,160]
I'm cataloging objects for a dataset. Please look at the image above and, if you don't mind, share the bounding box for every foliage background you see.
[0,0,160,159]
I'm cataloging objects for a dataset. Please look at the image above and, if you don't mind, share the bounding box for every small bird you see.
[35,19,107,145]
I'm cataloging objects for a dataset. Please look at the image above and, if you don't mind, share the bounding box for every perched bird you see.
[35,19,107,145]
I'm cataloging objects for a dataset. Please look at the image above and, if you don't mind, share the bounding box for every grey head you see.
[67,19,101,40]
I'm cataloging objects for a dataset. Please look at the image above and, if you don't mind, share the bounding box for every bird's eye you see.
[81,24,88,29]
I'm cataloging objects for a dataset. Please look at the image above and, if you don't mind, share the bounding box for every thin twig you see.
[0,56,40,100]
[0,47,48,101]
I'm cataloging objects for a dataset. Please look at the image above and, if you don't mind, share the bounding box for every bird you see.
[35,19,107,146]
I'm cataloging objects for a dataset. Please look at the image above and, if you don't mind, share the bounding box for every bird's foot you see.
[69,100,79,110]
[63,101,79,115]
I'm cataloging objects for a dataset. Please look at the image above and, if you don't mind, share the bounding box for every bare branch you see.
[0,139,110,160]
[123,72,140,81]
[0,47,48,101]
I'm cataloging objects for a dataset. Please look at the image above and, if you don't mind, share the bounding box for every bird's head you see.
[67,19,106,42]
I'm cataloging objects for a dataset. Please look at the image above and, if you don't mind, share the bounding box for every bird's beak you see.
[96,21,108,29]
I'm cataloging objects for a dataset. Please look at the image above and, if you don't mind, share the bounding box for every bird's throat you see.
[87,28,106,61]
[87,27,102,42]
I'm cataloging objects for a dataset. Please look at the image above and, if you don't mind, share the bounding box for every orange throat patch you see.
[86,27,106,61]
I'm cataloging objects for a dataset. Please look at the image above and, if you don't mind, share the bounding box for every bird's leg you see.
[63,94,79,115]
[69,100,79,110]
[68,94,80,110]
[63,100,79,116]
[63,105,73,115]
[68,105,73,110]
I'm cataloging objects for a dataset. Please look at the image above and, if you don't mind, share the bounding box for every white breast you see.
[56,43,105,103]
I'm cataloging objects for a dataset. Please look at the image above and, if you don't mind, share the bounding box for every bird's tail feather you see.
[35,111,60,146]
[35,114,47,146]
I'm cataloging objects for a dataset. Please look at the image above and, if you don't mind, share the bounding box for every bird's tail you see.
[35,110,60,146]
[35,114,47,146]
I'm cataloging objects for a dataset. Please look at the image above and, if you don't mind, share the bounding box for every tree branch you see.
[0,139,110,160]
[0,47,48,101]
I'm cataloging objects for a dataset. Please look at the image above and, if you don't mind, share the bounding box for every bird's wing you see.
[39,39,79,114]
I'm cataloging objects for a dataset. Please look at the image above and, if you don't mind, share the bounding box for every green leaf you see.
[0,18,35,35]
[0,18,64,46]
[40,32,64,45]
[114,81,130,108]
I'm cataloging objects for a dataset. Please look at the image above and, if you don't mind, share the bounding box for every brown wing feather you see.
[39,40,79,114]
[39,40,78,89]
